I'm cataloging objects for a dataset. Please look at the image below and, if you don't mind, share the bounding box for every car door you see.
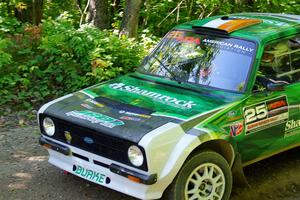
[283,35,300,142]
[237,35,300,164]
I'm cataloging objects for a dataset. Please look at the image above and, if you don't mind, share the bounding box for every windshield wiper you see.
[152,55,182,84]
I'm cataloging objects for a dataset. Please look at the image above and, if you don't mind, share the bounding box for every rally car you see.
[38,13,300,200]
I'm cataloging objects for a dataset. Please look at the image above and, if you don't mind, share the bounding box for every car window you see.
[138,30,256,92]
[254,35,300,91]
[289,37,300,81]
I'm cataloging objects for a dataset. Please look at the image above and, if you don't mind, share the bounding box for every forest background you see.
[0,0,299,121]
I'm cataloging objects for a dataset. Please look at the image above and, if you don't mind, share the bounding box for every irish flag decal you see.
[202,18,262,33]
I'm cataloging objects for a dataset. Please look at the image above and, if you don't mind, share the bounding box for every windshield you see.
[138,30,256,92]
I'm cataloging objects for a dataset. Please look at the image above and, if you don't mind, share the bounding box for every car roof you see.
[175,13,300,43]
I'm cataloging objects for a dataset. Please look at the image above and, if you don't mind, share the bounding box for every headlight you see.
[43,117,55,136]
[128,145,144,167]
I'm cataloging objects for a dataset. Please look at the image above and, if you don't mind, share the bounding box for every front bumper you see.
[39,136,160,199]
[39,137,71,156]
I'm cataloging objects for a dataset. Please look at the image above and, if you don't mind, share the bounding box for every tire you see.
[165,150,232,200]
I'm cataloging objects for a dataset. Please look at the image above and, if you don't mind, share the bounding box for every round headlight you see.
[128,145,144,167]
[43,117,55,136]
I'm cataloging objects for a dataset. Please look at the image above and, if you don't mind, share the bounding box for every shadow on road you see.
[1,127,300,200]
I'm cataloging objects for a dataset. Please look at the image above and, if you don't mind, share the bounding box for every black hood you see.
[43,92,179,143]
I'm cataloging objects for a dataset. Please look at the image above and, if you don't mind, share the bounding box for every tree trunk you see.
[86,0,110,29]
[32,0,43,25]
[120,0,143,38]
[14,0,43,25]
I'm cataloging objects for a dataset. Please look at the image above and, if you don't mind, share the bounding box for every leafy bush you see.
[0,16,22,34]
[0,15,154,110]
[0,38,12,68]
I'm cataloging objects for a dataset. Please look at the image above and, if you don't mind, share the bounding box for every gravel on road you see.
[1,126,300,200]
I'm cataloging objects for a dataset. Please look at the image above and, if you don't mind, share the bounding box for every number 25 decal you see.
[244,104,268,124]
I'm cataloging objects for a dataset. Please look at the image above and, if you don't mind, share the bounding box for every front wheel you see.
[165,151,232,200]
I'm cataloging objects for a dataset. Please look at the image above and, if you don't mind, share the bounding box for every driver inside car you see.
[255,41,291,91]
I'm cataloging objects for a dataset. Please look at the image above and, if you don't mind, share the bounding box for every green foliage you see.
[0,39,12,68]
[0,16,22,34]
[139,0,300,36]
[1,0,299,111]
[43,0,81,23]
[0,15,149,110]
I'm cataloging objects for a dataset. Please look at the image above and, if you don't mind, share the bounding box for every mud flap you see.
[231,153,250,188]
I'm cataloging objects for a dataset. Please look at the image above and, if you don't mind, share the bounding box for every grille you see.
[40,115,148,171]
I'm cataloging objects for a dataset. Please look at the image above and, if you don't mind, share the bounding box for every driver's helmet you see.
[261,41,290,73]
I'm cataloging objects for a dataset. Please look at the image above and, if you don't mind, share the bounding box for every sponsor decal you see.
[227,110,237,117]
[64,131,72,144]
[118,110,151,119]
[226,110,243,122]
[203,38,234,48]
[230,122,244,137]
[120,116,142,122]
[167,31,201,44]
[268,100,287,110]
[227,115,243,122]
[73,165,107,184]
[284,119,300,138]
[109,83,196,109]
[285,119,300,131]
[66,110,124,128]
[85,99,104,107]
[203,38,255,55]
[243,96,288,134]
[81,103,94,110]
[285,119,300,132]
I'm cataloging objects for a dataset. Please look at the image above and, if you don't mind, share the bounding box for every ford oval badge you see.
[83,137,94,144]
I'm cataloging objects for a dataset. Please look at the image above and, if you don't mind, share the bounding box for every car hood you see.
[43,73,243,143]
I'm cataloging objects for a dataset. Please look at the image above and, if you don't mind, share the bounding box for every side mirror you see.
[266,82,286,91]
[177,71,189,83]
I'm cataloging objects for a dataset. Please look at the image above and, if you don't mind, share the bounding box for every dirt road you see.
[1,126,300,200]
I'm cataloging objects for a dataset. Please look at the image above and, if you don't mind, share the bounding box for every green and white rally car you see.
[38,13,300,200]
